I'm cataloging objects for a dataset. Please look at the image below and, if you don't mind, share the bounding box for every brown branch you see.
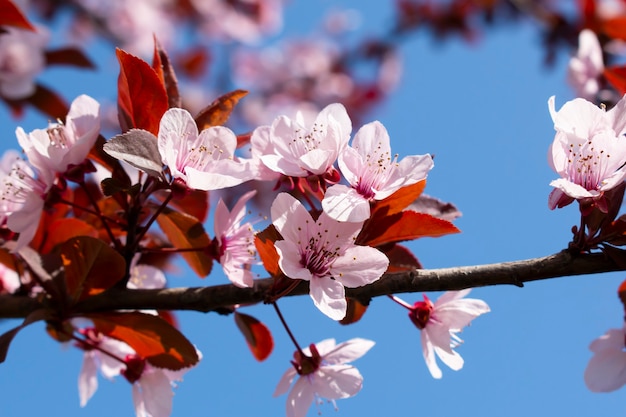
[0,250,620,319]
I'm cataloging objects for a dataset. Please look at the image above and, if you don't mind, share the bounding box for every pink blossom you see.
[214,190,258,287]
[0,27,47,99]
[568,30,604,100]
[271,192,388,320]
[192,0,283,44]
[157,108,252,190]
[322,120,433,222]
[0,261,20,294]
[16,95,100,183]
[404,289,490,379]
[584,326,626,392]
[274,338,374,417]
[547,96,626,210]
[259,103,352,177]
[0,150,53,250]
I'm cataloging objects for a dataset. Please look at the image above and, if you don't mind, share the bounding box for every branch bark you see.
[0,250,620,319]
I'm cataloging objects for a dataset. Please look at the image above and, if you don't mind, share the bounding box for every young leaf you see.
[357,211,460,247]
[116,48,168,135]
[104,129,165,178]
[195,90,248,130]
[154,189,209,223]
[56,236,126,302]
[38,218,99,254]
[156,207,213,277]
[372,180,426,217]
[254,225,282,278]
[26,84,69,120]
[340,298,369,325]
[152,37,181,108]
[234,312,274,361]
[86,311,199,370]
[0,0,36,30]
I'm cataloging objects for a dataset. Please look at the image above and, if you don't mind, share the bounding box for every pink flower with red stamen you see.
[271,192,388,320]
[274,338,374,417]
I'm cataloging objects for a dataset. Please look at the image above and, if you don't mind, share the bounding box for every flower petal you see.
[322,184,371,222]
[331,246,389,288]
[309,278,346,320]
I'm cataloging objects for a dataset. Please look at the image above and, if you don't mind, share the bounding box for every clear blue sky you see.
[1,1,624,417]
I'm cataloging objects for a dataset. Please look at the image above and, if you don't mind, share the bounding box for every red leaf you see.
[176,46,209,79]
[254,225,282,277]
[234,312,274,361]
[602,17,626,41]
[152,37,181,109]
[86,311,199,370]
[357,211,460,247]
[57,236,126,302]
[605,66,626,94]
[382,243,422,272]
[45,47,94,69]
[116,48,168,135]
[156,207,213,277]
[26,84,69,120]
[0,0,35,30]
[340,298,369,325]
[195,90,248,130]
[154,189,209,223]
[372,180,426,217]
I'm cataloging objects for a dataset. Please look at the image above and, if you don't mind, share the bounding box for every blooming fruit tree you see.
[3,1,626,417]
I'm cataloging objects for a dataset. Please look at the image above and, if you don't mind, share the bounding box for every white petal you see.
[78,353,98,407]
[323,338,375,365]
[140,370,174,417]
[312,365,363,399]
[274,367,298,397]
[331,246,388,288]
[286,377,316,417]
[421,330,442,379]
[271,193,312,243]
[585,349,626,392]
[322,185,371,222]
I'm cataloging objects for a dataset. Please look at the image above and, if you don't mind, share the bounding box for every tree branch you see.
[0,250,620,319]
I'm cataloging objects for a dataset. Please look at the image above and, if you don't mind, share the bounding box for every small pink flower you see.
[401,289,489,379]
[568,29,604,100]
[16,95,100,183]
[271,192,388,320]
[584,326,626,392]
[274,338,374,417]
[547,95,626,210]
[0,150,54,250]
[158,108,252,191]
[322,120,433,222]
[260,103,352,177]
[214,190,258,288]
[0,27,47,99]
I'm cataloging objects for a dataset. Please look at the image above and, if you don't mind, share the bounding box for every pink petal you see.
[585,349,626,392]
[274,367,298,397]
[322,185,371,222]
[78,353,98,407]
[275,240,312,281]
[299,149,334,175]
[421,330,442,379]
[427,324,464,372]
[312,365,363,399]
[309,278,347,320]
[286,377,316,417]
[323,338,375,365]
[271,193,312,243]
[331,246,389,288]
[157,108,199,162]
[139,370,174,417]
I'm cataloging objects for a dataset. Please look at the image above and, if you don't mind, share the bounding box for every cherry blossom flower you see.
[214,190,258,287]
[584,326,626,392]
[191,0,283,44]
[0,27,48,99]
[547,96,626,211]
[394,289,489,379]
[322,120,433,222]
[259,103,352,178]
[271,192,388,320]
[274,338,374,417]
[157,108,253,190]
[568,29,604,100]
[16,95,100,183]
[0,150,54,250]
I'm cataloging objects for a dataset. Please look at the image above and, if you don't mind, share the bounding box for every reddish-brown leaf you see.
[154,189,209,223]
[372,180,426,217]
[234,312,274,361]
[152,37,181,109]
[39,218,99,254]
[86,311,199,370]
[116,48,168,135]
[340,298,369,325]
[0,0,35,30]
[382,243,422,273]
[254,225,282,277]
[602,17,626,41]
[357,211,460,247]
[605,66,626,95]
[619,278,626,309]
[27,84,69,120]
[156,207,213,277]
[195,90,248,130]
[176,46,209,79]
[57,236,126,301]
[45,48,94,68]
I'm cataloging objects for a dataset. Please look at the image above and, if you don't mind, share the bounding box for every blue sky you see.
[1,1,625,417]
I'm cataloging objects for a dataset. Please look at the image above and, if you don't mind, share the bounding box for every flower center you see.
[292,344,322,376]
[566,137,612,191]
[300,234,340,277]
[354,142,398,199]
[46,123,70,149]
[408,297,433,329]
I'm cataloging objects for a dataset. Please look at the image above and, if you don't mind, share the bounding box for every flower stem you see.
[388,294,413,310]
[272,301,304,355]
